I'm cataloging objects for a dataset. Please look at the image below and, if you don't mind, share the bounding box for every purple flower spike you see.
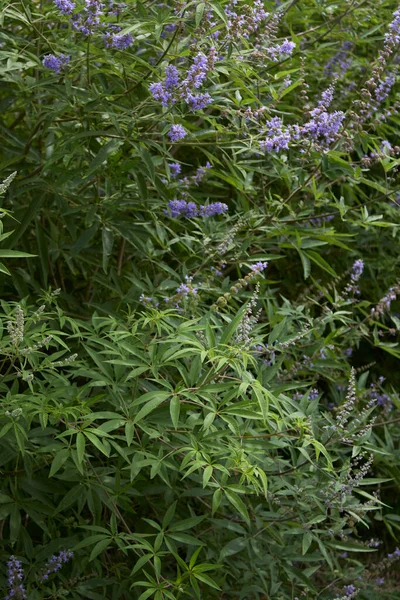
[54,0,76,14]
[5,556,27,600]
[168,125,187,141]
[39,550,73,582]
[169,163,181,177]
[250,261,268,273]
[42,54,70,74]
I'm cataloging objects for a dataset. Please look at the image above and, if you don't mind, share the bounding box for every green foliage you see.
[1,0,400,598]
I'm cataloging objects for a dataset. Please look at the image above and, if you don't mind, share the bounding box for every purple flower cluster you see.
[371,284,398,316]
[260,117,291,152]
[211,263,226,277]
[107,0,126,16]
[375,72,396,104]
[176,276,198,298]
[169,162,181,178]
[250,261,268,273]
[302,108,344,147]
[72,0,103,35]
[54,0,75,14]
[387,9,400,44]
[388,547,400,558]
[53,0,130,46]
[42,54,70,73]
[344,584,357,596]
[324,41,352,77]
[305,214,334,227]
[149,49,216,111]
[267,39,296,61]
[104,29,133,49]
[343,259,364,298]
[168,124,187,142]
[5,556,26,600]
[39,550,73,582]
[193,162,212,185]
[380,139,392,153]
[368,378,392,412]
[260,86,344,153]
[293,388,319,401]
[225,0,269,41]
[167,200,228,218]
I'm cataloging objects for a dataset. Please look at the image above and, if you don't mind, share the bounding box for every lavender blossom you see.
[72,0,103,35]
[250,261,268,273]
[169,162,181,178]
[324,41,352,77]
[5,556,26,600]
[260,117,291,152]
[54,0,76,14]
[185,92,212,111]
[193,162,211,184]
[302,109,345,147]
[150,49,215,111]
[371,283,399,316]
[343,259,364,298]
[375,73,396,103]
[166,200,227,218]
[168,125,187,142]
[199,202,228,216]
[176,276,198,298]
[42,54,70,73]
[39,550,73,582]
[104,32,133,49]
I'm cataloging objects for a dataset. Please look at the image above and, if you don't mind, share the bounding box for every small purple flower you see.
[343,259,364,298]
[375,73,396,103]
[176,276,198,298]
[250,261,268,273]
[199,202,228,216]
[149,82,172,106]
[279,39,295,55]
[39,550,73,582]
[168,125,187,142]
[169,163,181,178]
[54,0,76,14]
[185,91,212,110]
[193,162,211,184]
[344,584,357,596]
[5,556,26,600]
[165,65,180,90]
[388,547,400,558]
[380,139,392,153]
[42,54,70,74]
[104,32,133,49]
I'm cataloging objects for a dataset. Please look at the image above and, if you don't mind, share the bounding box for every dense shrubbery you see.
[1,0,400,597]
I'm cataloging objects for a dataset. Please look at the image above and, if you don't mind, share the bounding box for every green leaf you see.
[219,537,246,560]
[170,396,180,429]
[133,394,169,424]
[76,432,85,464]
[202,465,213,488]
[0,250,35,258]
[224,490,250,524]
[90,537,112,561]
[298,249,311,279]
[86,140,123,177]
[49,448,69,477]
[195,2,205,26]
